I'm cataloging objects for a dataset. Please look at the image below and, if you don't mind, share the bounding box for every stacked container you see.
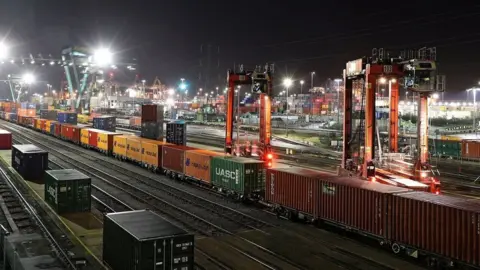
[12,144,48,181]
[93,115,116,132]
[0,130,12,149]
[166,121,187,145]
[103,210,194,270]
[40,109,58,121]
[57,112,78,125]
[140,104,163,140]
[44,169,91,215]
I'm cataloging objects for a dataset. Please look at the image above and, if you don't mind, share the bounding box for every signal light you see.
[267,153,273,160]
[267,162,272,167]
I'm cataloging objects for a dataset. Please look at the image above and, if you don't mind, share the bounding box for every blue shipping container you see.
[57,112,78,125]
[93,116,116,132]
[27,103,36,109]
[20,102,28,109]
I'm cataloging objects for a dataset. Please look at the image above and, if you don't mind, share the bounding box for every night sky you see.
[0,0,479,98]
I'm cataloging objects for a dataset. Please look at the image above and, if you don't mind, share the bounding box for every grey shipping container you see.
[93,115,116,132]
[141,121,163,140]
[210,156,265,197]
[44,169,91,214]
[12,144,48,182]
[39,109,57,121]
[166,121,186,145]
[103,210,194,270]
[3,233,63,270]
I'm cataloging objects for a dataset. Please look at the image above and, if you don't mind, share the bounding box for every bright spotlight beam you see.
[23,73,35,84]
[0,43,7,59]
[94,48,113,66]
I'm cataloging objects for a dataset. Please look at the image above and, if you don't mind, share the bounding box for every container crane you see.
[342,47,445,193]
[225,64,274,167]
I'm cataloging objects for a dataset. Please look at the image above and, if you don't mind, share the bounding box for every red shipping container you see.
[141,104,163,123]
[162,145,196,173]
[0,130,12,149]
[61,124,73,141]
[88,129,98,148]
[53,122,62,137]
[391,192,480,267]
[71,125,81,144]
[461,140,480,159]
[266,168,334,218]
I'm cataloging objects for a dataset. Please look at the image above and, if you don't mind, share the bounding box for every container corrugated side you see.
[44,170,91,214]
[461,140,480,159]
[0,130,12,150]
[184,150,221,184]
[113,135,131,158]
[97,131,121,153]
[141,139,169,168]
[12,144,49,182]
[162,145,196,174]
[88,129,98,148]
[80,128,90,145]
[103,210,194,270]
[210,156,265,195]
[318,177,410,237]
[390,191,480,267]
[266,168,328,218]
[126,137,143,163]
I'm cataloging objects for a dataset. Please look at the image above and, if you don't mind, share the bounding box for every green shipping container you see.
[210,156,265,197]
[44,169,91,215]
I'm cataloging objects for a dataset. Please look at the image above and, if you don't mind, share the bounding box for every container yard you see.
[0,14,477,269]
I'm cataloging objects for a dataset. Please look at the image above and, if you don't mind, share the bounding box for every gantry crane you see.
[342,47,445,193]
[225,64,274,166]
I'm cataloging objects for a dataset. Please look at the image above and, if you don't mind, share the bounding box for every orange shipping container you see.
[461,140,480,159]
[26,109,36,117]
[184,150,221,184]
[141,139,171,169]
[129,116,141,127]
[126,137,143,163]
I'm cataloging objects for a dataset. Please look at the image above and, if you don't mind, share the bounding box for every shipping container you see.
[0,130,12,149]
[3,233,60,270]
[162,145,197,174]
[140,121,163,140]
[57,112,78,125]
[166,121,186,145]
[141,104,164,123]
[49,121,57,136]
[34,118,46,131]
[44,120,55,133]
[77,114,89,124]
[61,124,81,144]
[391,191,480,267]
[44,169,91,215]
[210,156,265,197]
[126,137,143,163]
[52,122,61,137]
[184,149,221,184]
[266,168,334,219]
[88,129,98,148]
[97,130,121,154]
[93,115,116,132]
[140,139,170,169]
[80,128,90,146]
[12,144,48,181]
[129,116,141,127]
[461,140,480,159]
[40,109,57,121]
[113,135,132,159]
[103,210,194,270]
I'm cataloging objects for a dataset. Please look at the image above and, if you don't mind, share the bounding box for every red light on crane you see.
[267,153,273,159]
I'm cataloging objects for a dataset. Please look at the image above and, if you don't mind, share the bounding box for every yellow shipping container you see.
[97,131,121,154]
[78,114,89,124]
[126,137,143,163]
[113,135,132,158]
[141,139,171,168]
[80,128,91,146]
[44,120,53,132]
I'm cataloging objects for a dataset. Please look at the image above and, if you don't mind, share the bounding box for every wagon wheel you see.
[391,243,401,254]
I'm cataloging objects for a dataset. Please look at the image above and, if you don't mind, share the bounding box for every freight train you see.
[0,112,479,269]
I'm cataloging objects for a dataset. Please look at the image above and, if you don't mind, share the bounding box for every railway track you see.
[3,122,308,270]
[2,121,424,270]
[0,156,78,269]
